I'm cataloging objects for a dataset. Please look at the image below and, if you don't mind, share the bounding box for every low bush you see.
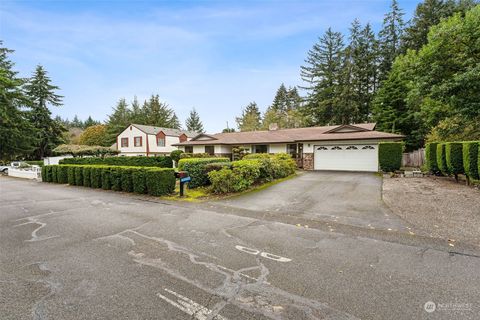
[436,143,449,174]
[446,142,464,181]
[120,167,134,192]
[208,168,241,193]
[67,166,75,185]
[145,168,176,196]
[74,167,83,186]
[231,160,262,190]
[57,166,68,184]
[378,142,403,172]
[132,168,147,194]
[110,167,122,191]
[179,153,211,159]
[178,157,230,188]
[101,167,111,190]
[60,156,172,168]
[204,162,232,173]
[51,166,58,183]
[83,166,91,187]
[90,166,102,188]
[462,141,479,182]
[425,143,439,174]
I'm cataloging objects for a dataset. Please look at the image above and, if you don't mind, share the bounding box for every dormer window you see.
[157,137,165,147]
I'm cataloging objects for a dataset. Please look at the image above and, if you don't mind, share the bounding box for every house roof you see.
[130,124,198,137]
[172,123,404,146]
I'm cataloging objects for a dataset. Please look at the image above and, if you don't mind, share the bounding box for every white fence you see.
[43,155,73,165]
[8,167,41,180]
[402,148,425,168]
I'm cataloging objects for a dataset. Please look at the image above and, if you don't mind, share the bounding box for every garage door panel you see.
[314,145,378,172]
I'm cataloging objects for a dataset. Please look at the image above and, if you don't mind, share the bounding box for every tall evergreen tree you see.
[130,96,144,124]
[71,115,83,128]
[142,95,180,129]
[185,108,204,133]
[300,28,345,125]
[105,98,131,144]
[0,42,36,160]
[378,0,405,81]
[236,102,262,131]
[24,65,65,159]
[83,116,100,128]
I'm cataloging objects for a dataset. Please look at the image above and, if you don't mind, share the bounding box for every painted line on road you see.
[235,245,292,262]
[157,288,228,320]
[216,264,270,285]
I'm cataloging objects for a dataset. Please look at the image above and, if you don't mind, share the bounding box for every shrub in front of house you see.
[101,167,111,190]
[425,142,439,174]
[60,156,173,168]
[231,160,262,190]
[83,166,91,187]
[436,143,449,174]
[90,166,102,188]
[51,166,58,183]
[208,168,241,193]
[110,167,122,191]
[204,162,233,174]
[446,142,464,181]
[462,141,479,182]
[74,166,83,186]
[132,168,147,194]
[120,167,134,192]
[67,166,76,185]
[41,166,47,182]
[378,142,403,172]
[57,165,68,184]
[178,157,230,188]
[179,153,211,159]
[45,165,53,182]
[145,168,176,196]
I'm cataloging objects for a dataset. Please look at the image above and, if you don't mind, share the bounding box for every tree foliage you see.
[79,124,109,146]
[236,102,262,131]
[185,108,204,133]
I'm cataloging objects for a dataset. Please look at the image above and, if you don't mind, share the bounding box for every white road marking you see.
[157,288,228,320]
[216,265,270,285]
[235,245,291,262]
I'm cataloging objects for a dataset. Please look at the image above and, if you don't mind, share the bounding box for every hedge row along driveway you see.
[42,165,175,196]
[59,156,173,168]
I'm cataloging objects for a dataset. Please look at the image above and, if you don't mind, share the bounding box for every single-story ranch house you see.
[173,123,404,172]
[116,124,198,156]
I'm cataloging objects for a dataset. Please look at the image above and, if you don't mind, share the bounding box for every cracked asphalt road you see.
[1,176,479,320]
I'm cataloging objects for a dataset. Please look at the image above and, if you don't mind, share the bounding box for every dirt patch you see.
[383,176,480,248]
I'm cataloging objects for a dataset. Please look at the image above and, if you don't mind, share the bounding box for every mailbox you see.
[175,171,190,196]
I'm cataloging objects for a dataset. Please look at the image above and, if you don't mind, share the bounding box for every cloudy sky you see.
[1,0,418,133]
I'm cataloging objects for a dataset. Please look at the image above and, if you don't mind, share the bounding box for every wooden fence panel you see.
[402,148,425,168]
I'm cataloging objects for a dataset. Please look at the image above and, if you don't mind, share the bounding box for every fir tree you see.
[71,115,83,128]
[300,28,345,125]
[105,98,131,144]
[83,116,100,128]
[236,102,262,131]
[0,42,36,160]
[378,0,405,81]
[24,65,65,159]
[185,108,204,133]
[142,95,180,129]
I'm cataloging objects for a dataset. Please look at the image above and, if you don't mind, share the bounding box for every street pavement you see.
[1,176,479,320]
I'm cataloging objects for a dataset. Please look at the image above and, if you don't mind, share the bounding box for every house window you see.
[331,146,342,150]
[185,146,193,153]
[317,146,328,150]
[362,145,375,150]
[157,137,165,147]
[121,138,128,147]
[287,144,297,158]
[253,145,268,153]
[134,136,142,147]
[205,145,215,155]
[346,146,358,150]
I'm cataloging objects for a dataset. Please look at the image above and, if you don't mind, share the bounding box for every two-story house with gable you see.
[116,124,198,156]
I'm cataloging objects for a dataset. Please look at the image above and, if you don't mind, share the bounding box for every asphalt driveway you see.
[2,177,479,319]
[218,171,410,230]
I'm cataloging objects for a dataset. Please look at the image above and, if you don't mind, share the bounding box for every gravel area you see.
[383,176,480,248]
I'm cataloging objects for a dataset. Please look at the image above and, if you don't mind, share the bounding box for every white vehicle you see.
[0,162,29,174]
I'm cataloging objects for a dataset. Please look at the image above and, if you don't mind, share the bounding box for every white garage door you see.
[314,144,378,172]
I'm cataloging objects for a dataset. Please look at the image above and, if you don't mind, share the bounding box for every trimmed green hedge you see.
[41,166,47,182]
[51,166,58,183]
[145,168,176,196]
[42,165,175,196]
[179,153,212,159]
[436,143,449,174]
[378,142,403,172]
[60,156,173,168]
[446,142,464,180]
[463,141,479,181]
[178,157,230,188]
[425,142,439,174]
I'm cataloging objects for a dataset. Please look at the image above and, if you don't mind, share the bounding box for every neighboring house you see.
[116,124,198,156]
[173,123,404,172]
